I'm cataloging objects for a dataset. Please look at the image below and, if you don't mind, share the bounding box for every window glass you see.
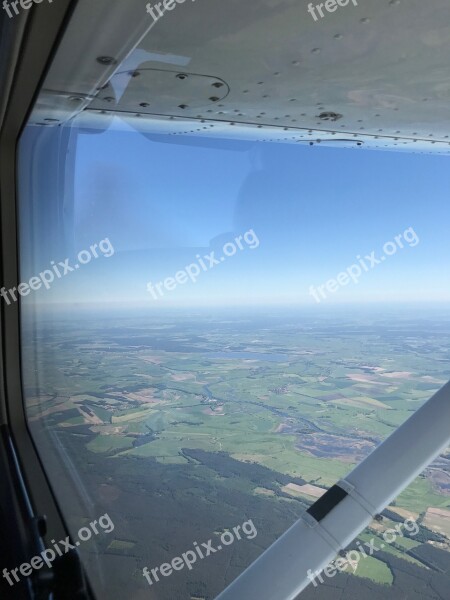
[18,118,450,598]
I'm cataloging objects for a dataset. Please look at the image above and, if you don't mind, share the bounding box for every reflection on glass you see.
[18,117,450,599]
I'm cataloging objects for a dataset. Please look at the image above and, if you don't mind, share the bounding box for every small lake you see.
[207,351,289,362]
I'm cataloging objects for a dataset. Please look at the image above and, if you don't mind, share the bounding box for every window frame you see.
[0,0,96,592]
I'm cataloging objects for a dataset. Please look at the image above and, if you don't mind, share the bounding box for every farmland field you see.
[23,307,450,599]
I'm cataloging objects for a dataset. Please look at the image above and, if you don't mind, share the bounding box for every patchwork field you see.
[23,310,450,599]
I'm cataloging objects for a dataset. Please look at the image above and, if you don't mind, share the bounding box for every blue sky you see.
[24,117,450,307]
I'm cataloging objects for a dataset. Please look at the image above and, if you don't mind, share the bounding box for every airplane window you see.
[17,116,450,598]
[13,0,450,596]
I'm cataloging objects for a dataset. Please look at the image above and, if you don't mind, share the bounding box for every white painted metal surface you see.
[29,0,450,153]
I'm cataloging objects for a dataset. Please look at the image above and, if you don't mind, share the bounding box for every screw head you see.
[317,111,343,122]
